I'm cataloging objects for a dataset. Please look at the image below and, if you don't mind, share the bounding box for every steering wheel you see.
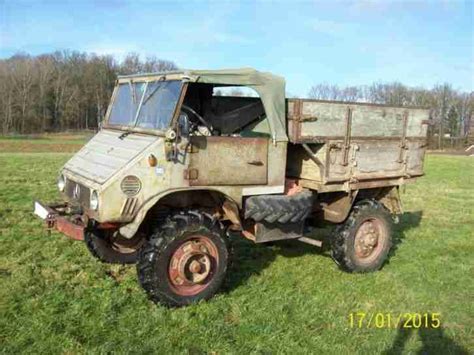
[180,104,214,133]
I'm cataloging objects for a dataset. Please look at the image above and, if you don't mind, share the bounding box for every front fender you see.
[119,187,242,238]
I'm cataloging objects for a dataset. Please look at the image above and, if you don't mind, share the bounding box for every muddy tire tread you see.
[137,210,229,307]
[245,190,313,224]
[331,199,393,273]
[85,229,138,264]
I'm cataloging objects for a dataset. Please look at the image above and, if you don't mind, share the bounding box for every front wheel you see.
[331,200,393,273]
[137,211,229,307]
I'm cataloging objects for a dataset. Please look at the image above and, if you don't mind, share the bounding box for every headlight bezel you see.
[57,174,66,192]
[90,190,99,210]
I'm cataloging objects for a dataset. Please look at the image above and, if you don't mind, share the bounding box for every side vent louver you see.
[120,198,137,217]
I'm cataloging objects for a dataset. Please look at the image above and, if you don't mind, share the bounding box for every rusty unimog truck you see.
[34,68,429,307]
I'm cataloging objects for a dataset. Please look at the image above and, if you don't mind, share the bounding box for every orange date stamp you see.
[348,312,441,329]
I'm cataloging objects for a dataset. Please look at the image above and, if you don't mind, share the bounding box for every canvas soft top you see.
[118,68,288,142]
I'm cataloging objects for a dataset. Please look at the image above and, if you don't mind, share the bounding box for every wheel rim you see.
[354,218,387,264]
[168,235,219,296]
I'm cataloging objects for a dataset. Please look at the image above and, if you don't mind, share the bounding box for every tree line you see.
[1,50,472,141]
[0,51,177,135]
[308,82,474,139]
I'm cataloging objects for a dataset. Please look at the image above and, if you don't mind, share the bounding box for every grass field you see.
[0,138,473,354]
[0,133,92,153]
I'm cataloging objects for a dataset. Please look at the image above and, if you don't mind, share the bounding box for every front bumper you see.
[33,201,85,241]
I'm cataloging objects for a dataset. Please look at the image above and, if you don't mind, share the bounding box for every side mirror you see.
[178,113,190,137]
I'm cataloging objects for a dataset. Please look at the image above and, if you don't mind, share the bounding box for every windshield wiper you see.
[128,81,137,104]
[133,81,149,124]
[142,76,166,105]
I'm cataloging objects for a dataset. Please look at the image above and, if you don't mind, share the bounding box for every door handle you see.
[247,160,264,166]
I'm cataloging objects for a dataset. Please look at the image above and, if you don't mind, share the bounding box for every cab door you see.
[186,136,268,186]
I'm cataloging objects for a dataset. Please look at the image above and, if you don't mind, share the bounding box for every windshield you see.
[108,80,183,131]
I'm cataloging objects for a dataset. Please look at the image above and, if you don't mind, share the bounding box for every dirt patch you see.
[0,141,83,153]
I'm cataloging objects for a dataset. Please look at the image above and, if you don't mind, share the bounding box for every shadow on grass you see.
[388,211,423,263]
[383,319,469,355]
[222,211,423,294]
[222,235,324,293]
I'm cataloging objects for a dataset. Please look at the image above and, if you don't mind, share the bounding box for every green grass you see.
[0,133,92,153]
[0,148,473,353]
[0,132,93,142]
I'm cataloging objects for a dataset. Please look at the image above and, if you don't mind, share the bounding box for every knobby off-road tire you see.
[137,210,229,307]
[85,229,144,264]
[244,190,313,224]
[331,199,393,273]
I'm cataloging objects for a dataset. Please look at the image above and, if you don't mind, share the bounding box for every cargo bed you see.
[285,99,430,192]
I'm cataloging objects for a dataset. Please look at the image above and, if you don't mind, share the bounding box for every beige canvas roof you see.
[119,68,288,142]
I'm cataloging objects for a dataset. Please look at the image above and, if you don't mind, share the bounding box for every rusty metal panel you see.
[286,98,429,189]
[299,137,427,186]
[188,136,268,186]
[56,217,84,241]
[325,141,350,182]
[287,99,430,143]
[406,140,426,176]
[353,140,403,177]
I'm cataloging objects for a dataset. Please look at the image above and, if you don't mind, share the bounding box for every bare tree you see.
[308,81,471,147]
[308,83,362,102]
[0,51,178,134]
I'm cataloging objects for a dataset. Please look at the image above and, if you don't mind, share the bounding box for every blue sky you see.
[1,0,472,95]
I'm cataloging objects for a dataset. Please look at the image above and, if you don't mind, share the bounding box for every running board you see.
[250,221,323,247]
[251,221,303,243]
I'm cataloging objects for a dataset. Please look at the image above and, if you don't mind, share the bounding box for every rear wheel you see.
[331,200,392,273]
[137,211,229,307]
[85,229,144,264]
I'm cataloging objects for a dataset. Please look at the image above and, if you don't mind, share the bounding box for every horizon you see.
[1,0,473,95]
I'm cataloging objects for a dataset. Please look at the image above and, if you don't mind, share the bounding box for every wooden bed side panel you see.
[286,99,430,142]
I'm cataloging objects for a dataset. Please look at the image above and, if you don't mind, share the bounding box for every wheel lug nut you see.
[175,276,184,285]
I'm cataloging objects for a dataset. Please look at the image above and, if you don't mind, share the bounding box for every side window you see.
[209,86,270,137]
[212,86,258,98]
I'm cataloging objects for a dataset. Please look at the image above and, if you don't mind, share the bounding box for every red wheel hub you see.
[168,235,219,296]
[354,218,386,263]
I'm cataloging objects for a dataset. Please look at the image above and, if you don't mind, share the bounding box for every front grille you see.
[65,179,90,207]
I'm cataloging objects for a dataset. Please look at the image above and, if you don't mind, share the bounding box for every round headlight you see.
[57,174,66,192]
[90,190,99,210]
